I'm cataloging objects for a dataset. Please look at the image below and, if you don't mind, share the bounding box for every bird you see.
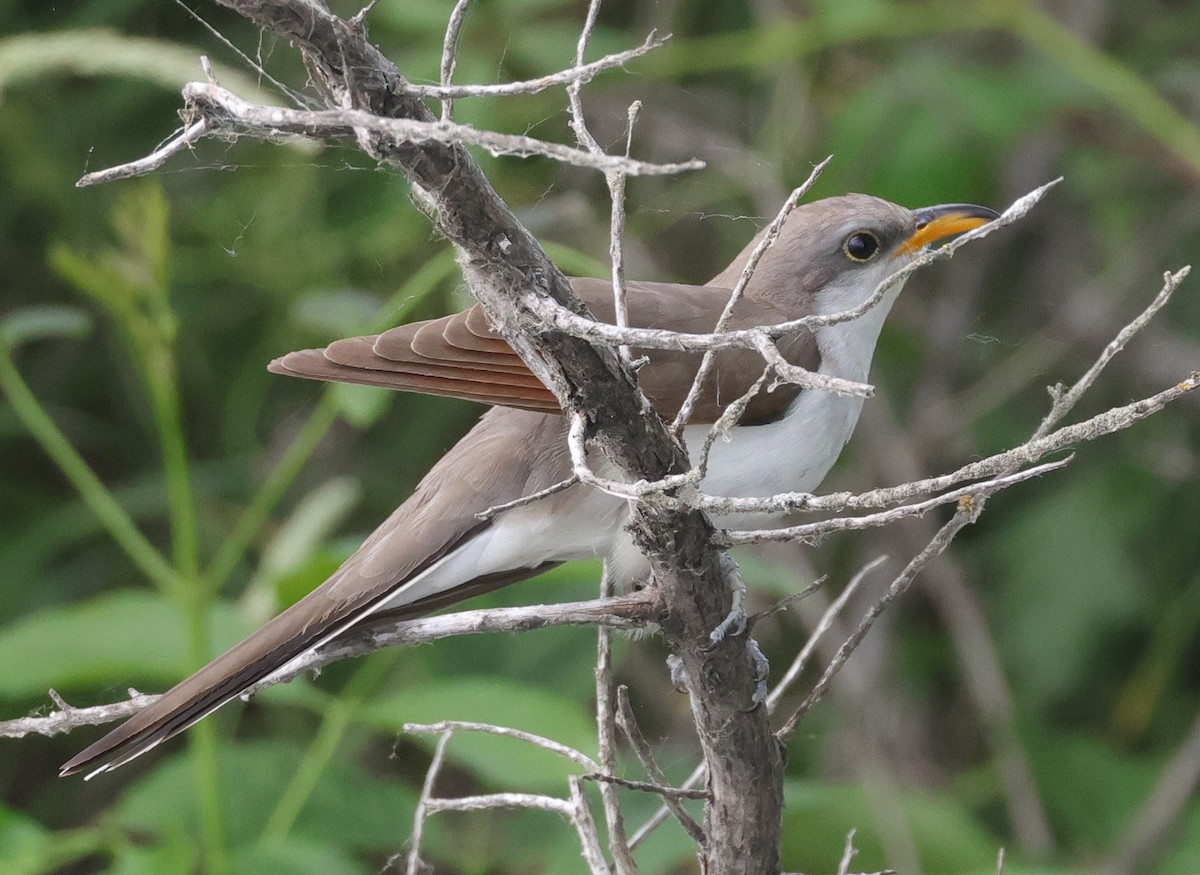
[60,194,998,778]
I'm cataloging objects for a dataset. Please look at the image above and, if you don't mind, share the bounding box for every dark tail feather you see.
[59,583,380,779]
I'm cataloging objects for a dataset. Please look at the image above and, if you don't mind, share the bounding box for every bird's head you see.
[715,194,999,317]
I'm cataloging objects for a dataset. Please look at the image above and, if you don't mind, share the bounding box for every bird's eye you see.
[842,231,880,263]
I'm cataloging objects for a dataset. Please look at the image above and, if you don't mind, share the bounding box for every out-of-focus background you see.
[1,1,1198,872]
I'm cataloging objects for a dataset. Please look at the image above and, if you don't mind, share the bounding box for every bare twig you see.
[837,828,858,875]
[406,729,452,875]
[413,30,668,101]
[584,772,709,800]
[568,776,612,875]
[616,686,707,847]
[780,258,1195,741]
[0,594,659,740]
[707,369,1200,517]
[475,474,579,520]
[766,557,886,712]
[437,0,473,121]
[672,156,834,436]
[594,565,637,875]
[77,120,208,187]
[528,181,1060,355]
[77,82,703,188]
[777,508,970,741]
[721,457,1071,545]
[0,689,156,740]
[403,722,608,873]
[404,720,600,771]
[1034,267,1190,439]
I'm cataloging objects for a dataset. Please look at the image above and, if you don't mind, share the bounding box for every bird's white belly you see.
[685,385,866,529]
[389,377,870,601]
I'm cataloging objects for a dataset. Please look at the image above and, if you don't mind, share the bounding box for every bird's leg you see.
[709,554,748,642]
[708,554,771,707]
[746,638,770,707]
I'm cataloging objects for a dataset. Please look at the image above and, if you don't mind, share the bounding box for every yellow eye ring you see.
[842,231,880,262]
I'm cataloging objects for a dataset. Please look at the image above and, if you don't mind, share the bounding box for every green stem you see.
[150,371,200,579]
[1007,0,1200,177]
[183,591,228,874]
[0,346,182,594]
[203,395,339,593]
[259,653,398,844]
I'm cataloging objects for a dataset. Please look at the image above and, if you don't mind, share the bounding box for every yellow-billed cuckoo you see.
[61,194,997,778]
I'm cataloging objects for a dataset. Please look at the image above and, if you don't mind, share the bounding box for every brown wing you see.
[270,277,819,425]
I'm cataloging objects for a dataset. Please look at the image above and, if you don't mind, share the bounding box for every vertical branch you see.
[438,0,473,122]
[594,565,637,873]
[406,730,453,875]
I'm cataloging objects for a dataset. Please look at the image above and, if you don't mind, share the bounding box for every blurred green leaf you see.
[0,806,106,875]
[0,591,250,697]
[987,474,1148,708]
[231,840,371,875]
[105,834,199,875]
[0,306,92,350]
[331,382,394,428]
[115,740,416,856]
[780,780,999,874]
[289,289,382,339]
[0,30,272,103]
[1025,728,1157,854]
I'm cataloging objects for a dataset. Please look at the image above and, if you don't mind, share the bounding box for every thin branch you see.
[837,828,858,875]
[721,457,1072,545]
[406,729,452,875]
[0,689,156,740]
[475,474,579,520]
[412,30,668,100]
[425,791,574,815]
[704,370,1200,516]
[526,180,1060,353]
[436,0,472,121]
[616,686,707,847]
[779,262,1196,741]
[78,83,704,187]
[1,593,659,740]
[766,557,886,713]
[77,120,208,188]
[695,368,773,479]
[672,156,833,436]
[1033,266,1190,439]
[404,721,601,772]
[568,776,612,875]
[777,509,970,741]
[584,772,710,800]
[594,565,637,875]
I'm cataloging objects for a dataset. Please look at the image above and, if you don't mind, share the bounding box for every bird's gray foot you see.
[747,638,770,706]
[709,554,748,643]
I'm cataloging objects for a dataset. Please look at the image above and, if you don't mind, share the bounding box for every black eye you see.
[842,231,880,262]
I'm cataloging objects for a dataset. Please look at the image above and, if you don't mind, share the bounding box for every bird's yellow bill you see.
[897,211,993,255]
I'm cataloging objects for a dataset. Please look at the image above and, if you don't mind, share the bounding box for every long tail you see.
[59,570,398,778]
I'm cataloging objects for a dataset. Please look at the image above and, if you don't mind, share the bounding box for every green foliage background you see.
[1,1,1198,873]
